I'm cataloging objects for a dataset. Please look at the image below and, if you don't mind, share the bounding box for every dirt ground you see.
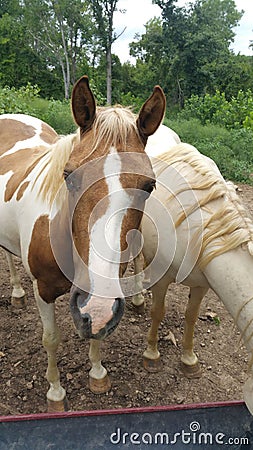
[0,184,253,416]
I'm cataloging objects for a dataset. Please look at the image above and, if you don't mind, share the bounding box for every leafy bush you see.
[0,83,40,115]
[244,112,253,130]
[37,99,75,135]
[180,90,253,130]
[119,92,144,112]
[88,79,106,106]
[0,84,75,134]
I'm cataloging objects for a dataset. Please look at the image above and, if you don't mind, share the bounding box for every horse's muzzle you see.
[70,287,125,340]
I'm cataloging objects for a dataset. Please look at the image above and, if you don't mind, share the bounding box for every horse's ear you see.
[137,86,166,143]
[71,76,96,133]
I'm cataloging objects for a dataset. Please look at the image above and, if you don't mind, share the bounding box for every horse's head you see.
[64,76,165,340]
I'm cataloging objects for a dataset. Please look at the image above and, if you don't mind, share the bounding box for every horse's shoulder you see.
[28,214,72,302]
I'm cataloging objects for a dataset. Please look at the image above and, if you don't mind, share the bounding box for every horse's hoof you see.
[89,374,111,394]
[180,361,202,379]
[143,355,162,372]
[133,302,145,314]
[11,295,27,309]
[47,397,69,413]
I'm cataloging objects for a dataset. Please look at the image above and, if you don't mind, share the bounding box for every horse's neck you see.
[145,125,179,158]
[204,247,253,352]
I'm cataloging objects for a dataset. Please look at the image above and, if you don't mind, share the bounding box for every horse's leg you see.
[88,339,111,394]
[5,251,27,308]
[180,286,208,378]
[143,275,169,372]
[132,252,145,313]
[33,281,67,412]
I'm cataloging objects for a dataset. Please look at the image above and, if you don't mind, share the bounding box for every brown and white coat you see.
[0,77,165,410]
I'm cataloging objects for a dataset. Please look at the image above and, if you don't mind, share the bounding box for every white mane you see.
[154,143,253,268]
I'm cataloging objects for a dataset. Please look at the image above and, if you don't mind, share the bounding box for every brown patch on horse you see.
[16,181,30,200]
[40,123,59,144]
[0,147,48,202]
[0,119,36,156]
[28,214,71,303]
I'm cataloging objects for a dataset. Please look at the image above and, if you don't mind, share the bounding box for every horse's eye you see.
[63,169,71,181]
[63,169,77,191]
[143,179,156,195]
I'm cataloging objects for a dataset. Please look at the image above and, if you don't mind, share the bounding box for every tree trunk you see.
[106,45,112,105]
[59,59,69,100]
[59,23,70,99]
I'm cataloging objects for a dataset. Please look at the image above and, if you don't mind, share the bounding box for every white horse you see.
[132,140,253,415]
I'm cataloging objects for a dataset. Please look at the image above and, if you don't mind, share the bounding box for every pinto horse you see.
[132,141,253,415]
[0,76,165,411]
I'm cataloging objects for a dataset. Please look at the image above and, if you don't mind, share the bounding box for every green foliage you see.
[119,92,144,112]
[0,0,253,108]
[0,84,39,114]
[0,84,75,134]
[244,112,253,130]
[0,8,63,98]
[166,117,253,184]
[180,90,253,130]
[1,82,253,186]
[24,0,94,98]
[207,54,253,99]
[149,0,244,104]
[37,100,75,135]
[87,78,106,106]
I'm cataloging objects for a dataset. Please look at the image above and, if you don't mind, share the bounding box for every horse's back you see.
[0,114,57,203]
[0,114,58,156]
[0,114,58,256]
[145,124,181,158]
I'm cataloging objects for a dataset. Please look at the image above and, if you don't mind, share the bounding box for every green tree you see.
[23,0,94,98]
[129,17,182,105]
[89,0,125,104]
[131,0,243,106]
[0,3,62,97]
[206,54,253,98]
[0,0,20,17]
[181,0,242,96]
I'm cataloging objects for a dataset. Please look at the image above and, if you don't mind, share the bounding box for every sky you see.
[112,0,253,62]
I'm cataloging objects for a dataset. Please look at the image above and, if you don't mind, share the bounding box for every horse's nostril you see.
[114,297,125,314]
[82,313,91,325]
[79,313,92,338]
[70,289,125,339]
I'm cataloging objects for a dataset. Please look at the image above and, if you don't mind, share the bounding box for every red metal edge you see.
[0,400,245,423]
